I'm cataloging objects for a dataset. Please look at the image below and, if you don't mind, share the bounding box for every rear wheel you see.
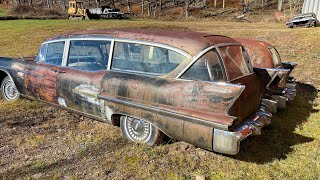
[120,116,164,146]
[1,76,20,101]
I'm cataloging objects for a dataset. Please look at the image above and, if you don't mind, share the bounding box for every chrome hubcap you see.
[125,117,151,142]
[3,79,19,101]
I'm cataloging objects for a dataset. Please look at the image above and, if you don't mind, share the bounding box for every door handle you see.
[58,70,66,73]
[50,68,59,73]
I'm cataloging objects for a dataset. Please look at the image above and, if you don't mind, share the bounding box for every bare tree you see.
[203,0,207,8]
[127,0,131,13]
[147,0,152,16]
[278,0,283,11]
[95,0,100,8]
[159,0,162,10]
[214,0,216,7]
[111,0,115,7]
[184,0,194,17]
[141,0,144,15]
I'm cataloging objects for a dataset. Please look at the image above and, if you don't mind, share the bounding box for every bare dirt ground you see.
[0,19,319,179]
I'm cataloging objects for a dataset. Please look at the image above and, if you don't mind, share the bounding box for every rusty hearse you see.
[0,29,292,155]
[237,38,297,112]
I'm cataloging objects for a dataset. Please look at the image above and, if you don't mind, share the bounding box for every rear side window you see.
[67,40,111,71]
[36,41,65,66]
[219,46,251,80]
[111,42,186,75]
[181,50,224,81]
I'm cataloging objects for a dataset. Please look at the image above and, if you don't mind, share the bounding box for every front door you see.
[56,39,111,118]
[24,41,66,103]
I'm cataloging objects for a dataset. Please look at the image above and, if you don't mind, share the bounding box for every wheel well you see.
[111,114,122,127]
[0,70,9,84]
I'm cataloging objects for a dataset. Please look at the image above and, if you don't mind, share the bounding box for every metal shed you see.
[302,0,320,19]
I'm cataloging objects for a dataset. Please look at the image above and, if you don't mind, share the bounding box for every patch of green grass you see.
[0,8,8,16]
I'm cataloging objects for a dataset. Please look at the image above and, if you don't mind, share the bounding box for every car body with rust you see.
[236,38,297,112]
[0,29,276,155]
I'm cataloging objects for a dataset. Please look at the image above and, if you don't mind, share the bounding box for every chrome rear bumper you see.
[213,108,272,155]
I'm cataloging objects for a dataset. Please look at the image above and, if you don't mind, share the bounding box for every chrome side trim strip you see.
[97,95,230,130]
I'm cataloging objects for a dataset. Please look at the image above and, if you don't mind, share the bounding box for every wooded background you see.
[0,0,304,17]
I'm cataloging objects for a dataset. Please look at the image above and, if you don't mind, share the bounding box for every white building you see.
[302,0,320,19]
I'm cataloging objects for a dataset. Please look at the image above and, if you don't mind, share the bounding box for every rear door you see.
[56,39,112,118]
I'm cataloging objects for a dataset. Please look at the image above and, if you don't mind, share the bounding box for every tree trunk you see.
[147,0,151,17]
[203,0,207,8]
[141,0,144,15]
[153,1,157,17]
[127,0,131,13]
[111,0,115,7]
[95,0,100,8]
[159,0,162,10]
[214,0,216,7]
[223,0,225,9]
[185,0,189,17]
[278,0,283,11]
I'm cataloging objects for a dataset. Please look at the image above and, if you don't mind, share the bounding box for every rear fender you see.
[253,67,290,89]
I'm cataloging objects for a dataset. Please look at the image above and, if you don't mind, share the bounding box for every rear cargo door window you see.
[219,46,251,81]
[181,50,225,81]
[36,41,65,66]
[111,42,186,75]
[67,40,111,71]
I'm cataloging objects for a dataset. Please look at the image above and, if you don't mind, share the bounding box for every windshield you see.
[268,47,282,67]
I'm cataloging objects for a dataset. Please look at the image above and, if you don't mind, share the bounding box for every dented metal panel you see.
[99,71,245,127]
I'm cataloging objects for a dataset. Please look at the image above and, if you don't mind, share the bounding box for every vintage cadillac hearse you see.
[0,29,275,155]
[237,38,297,111]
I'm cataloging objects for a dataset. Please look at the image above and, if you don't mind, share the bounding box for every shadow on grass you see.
[233,82,319,164]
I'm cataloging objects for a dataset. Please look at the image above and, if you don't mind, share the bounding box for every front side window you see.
[111,42,186,75]
[219,46,251,80]
[36,41,65,66]
[67,40,111,71]
[181,50,224,81]
[269,47,281,67]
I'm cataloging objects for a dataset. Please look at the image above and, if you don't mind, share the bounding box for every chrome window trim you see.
[46,36,192,75]
[107,39,115,70]
[113,38,192,59]
[109,39,191,76]
[176,46,221,79]
[36,40,66,66]
[62,39,70,67]
[61,38,113,72]
[181,44,254,81]
[45,37,191,60]
[176,43,228,79]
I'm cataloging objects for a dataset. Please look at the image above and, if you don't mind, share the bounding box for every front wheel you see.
[120,116,164,146]
[1,76,20,101]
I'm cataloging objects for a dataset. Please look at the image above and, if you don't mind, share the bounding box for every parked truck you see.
[68,0,130,20]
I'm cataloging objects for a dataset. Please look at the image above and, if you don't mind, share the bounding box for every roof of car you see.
[235,38,272,48]
[49,28,240,56]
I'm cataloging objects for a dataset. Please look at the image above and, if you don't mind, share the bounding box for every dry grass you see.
[0,19,319,179]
